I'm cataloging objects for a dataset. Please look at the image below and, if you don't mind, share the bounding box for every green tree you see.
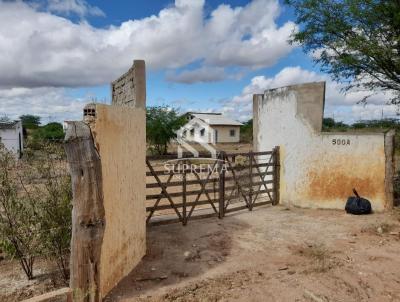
[322,117,349,131]
[286,0,400,103]
[20,115,41,129]
[240,119,253,143]
[146,106,186,155]
[33,122,64,141]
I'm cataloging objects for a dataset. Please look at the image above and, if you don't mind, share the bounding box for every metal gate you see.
[146,147,280,226]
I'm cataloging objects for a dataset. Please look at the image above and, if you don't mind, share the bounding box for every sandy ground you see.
[105,205,400,302]
[0,258,67,302]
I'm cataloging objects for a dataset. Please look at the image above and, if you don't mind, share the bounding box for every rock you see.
[184,251,191,258]
[377,227,383,234]
[303,289,325,302]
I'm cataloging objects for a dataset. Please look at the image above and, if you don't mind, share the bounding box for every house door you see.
[215,129,218,143]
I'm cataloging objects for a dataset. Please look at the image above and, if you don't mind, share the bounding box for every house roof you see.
[191,113,243,126]
[0,121,19,130]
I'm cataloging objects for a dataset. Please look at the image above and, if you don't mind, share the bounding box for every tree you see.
[34,122,64,140]
[0,115,11,122]
[286,0,400,103]
[146,106,186,155]
[19,115,41,129]
[322,117,349,131]
[240,119,253,143]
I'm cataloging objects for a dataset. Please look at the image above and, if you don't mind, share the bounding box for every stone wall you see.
[253,82,394,211]
[111,60,146,109]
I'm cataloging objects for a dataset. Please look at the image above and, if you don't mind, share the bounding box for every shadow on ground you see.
[104,216,250,301]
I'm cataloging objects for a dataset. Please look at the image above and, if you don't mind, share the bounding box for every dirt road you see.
[105,206,400,302]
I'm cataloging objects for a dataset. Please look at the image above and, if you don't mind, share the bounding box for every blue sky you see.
[0,0,397,123]
[67,0,304,111]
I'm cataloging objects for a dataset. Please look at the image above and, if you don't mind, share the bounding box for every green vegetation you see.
[240,119,253,143]
[146,106,186,155]
[286,0,400,104]
[0,148,39,279]
[24,122,65,150]
[322,117,352,131]
[322,118,400,132]
[19,115,41,129]
[241,117,400,149]
[32,122,64,141]
[0,143,71,281]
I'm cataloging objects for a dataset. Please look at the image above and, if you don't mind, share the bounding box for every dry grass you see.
[361,222,397,235]
[293,243,339,273]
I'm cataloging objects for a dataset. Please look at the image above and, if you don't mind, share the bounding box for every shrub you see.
[0,145,40,279]
[0,142,72,281]
[24,142,72,282]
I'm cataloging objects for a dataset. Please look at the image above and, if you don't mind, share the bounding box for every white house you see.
[178,113,242,144]
[0,120,23,158]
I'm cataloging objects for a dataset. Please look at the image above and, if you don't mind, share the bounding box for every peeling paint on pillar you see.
[253,82,394,211]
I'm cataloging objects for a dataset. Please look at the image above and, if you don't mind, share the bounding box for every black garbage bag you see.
[345,189,372,215]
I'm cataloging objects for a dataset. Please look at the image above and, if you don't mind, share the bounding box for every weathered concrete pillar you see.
[111,60,146,109]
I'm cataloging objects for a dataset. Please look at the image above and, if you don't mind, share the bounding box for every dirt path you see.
[105,206,400,302]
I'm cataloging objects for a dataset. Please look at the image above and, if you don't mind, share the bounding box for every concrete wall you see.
[254,82,394,211]
[0,121,23,157]
[111,60,146,109]
[90,104,146,298]
[212,125,240,143]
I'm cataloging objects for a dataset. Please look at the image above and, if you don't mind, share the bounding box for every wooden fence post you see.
[64,122,105,302]
[272,146,280,205]
[218,152,226,219]
[182,160,187,226]
[249,152,253,211]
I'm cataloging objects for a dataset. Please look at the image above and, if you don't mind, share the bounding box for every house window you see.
[200,128,205,136]
[190,129,195,136]
[230,129,236,137]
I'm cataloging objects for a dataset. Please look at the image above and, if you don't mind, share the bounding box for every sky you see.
[0,0,398,124]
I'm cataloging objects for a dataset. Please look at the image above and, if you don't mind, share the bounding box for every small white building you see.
[0,121,23,158]
[179,113,242,144]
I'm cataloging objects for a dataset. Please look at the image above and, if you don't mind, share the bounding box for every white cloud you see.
[166,67,226,84]
[47,0,105,18]
[0,87,90,122]
[0,0,296,88]
[222,66,396,123]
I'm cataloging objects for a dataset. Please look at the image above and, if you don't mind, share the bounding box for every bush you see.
[0,143,72,281]
[29,143,72,281]
[0,145,40,279]
[240,119,253,143]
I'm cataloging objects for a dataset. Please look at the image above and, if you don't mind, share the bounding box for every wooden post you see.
[64,122,105,302]
[249,152,253,211]
[272,146,280,205]
[218,152,225,219]
[182,160,187,226]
